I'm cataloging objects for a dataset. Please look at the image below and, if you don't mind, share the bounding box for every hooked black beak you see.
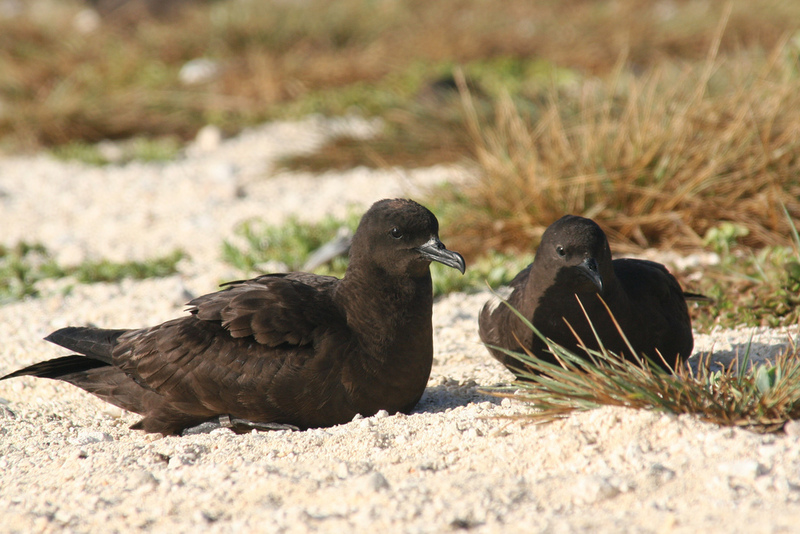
[577,257,603,292]
[415,237,466,274]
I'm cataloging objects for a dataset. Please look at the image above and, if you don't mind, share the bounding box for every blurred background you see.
[2,0,800,328]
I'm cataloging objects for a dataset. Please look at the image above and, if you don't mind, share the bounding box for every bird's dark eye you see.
[390,227,403,239]
[556,245,566,257]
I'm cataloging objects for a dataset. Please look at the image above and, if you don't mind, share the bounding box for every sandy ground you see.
[1,119,799,533]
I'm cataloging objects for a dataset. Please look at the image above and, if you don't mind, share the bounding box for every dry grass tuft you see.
[442,39,800,259]
[492,302,800,433]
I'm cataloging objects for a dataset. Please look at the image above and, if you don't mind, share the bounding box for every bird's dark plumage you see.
[479,215,694,375]
[2,199,465,435]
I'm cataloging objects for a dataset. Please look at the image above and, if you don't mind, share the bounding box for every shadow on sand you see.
[687,341,793,374]
[414,380,504,415]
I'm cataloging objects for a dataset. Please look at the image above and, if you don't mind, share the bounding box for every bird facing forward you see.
[479,215,696,376]
[2,199,466,435]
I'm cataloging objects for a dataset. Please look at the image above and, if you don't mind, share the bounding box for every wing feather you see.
[111,274,343,410]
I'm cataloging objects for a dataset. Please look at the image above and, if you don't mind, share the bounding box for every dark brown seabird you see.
[2,199,465,435]
[479,215,697,376]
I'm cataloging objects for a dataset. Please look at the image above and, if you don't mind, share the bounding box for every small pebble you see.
[717,460,765,481]
[573,476,621,504]
[355,471,390,493]
[68,431,113,446]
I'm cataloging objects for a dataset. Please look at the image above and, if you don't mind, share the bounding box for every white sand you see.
[1,119,799,533]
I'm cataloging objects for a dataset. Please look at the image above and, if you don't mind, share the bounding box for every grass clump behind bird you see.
[492,299,800,434]
[221,213,362,275]
[674,206,800,331]
[438,33,800,259]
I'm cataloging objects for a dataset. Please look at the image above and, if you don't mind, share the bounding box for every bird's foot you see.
[182,415,300,436]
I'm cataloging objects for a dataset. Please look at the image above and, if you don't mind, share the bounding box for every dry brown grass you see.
[2,0,798,150]
[442,35,800,259]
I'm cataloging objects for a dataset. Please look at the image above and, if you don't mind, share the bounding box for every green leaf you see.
[755,366,773,394]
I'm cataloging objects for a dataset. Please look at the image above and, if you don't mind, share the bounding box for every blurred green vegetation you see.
[0,242,185,303]
[221,215,532,297]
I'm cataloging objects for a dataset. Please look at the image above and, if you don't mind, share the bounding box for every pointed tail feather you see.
[44,326,128,363]
[1,355,109,381]
[2,355,150,417]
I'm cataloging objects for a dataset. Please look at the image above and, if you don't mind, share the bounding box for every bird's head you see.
[349,199,466,279]
[535,214,613,293]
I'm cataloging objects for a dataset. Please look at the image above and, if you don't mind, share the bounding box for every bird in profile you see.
[479,215,700,376]
[2,199,466,435]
